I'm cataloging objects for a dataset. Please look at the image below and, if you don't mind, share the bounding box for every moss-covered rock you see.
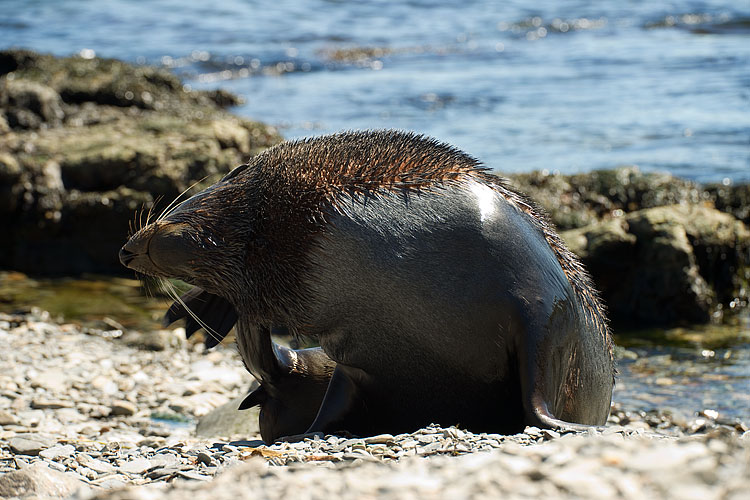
[562,205,750,327]
[506,167,709,230]
[0,49,282,275]
[0,78,65,129]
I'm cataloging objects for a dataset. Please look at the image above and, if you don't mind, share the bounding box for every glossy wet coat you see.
[121,131,614,443]
[300,180,612,436]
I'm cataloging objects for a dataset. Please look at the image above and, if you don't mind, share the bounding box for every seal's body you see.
[121,130,614,443]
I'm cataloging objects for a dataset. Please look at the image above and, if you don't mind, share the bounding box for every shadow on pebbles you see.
[1,310,748,499]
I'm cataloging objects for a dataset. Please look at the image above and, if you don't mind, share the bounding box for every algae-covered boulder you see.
[705,183,750,226]
[0,78,64,129]
[0,49,282,275]
[507,167,709,231]
[563,205,750,326]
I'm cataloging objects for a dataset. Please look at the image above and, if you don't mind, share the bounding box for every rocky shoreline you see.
[2,49,749,328]
[0,48,282,276]
[0,310,748,499]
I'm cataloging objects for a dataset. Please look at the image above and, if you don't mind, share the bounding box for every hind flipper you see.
[303,364,370,437]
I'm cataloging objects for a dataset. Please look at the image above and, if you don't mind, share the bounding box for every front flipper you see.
[238,346,336,444]
[526,395,607,433]
[303,364,371,437]
[163,287,237,348]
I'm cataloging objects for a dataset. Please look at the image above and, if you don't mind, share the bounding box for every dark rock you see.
[0,78,65,129]
[563,205,750,326]
[110,400,138,416]
[0,49,282,275]
[507,166,708,231]
[0,462,88,498]
[705,183,750,225]
[196,451,214,466]
[0,152,23,213]
[0,49,42,75]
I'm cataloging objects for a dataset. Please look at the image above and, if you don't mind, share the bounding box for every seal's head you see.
[119,164,257,302]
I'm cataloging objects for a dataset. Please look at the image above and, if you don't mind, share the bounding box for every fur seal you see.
[120,130,614,443]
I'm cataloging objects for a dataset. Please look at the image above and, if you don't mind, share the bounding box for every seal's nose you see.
[119,247,136,267]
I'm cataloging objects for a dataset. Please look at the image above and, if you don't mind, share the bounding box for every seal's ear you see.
[239,386,268,410]
[221,163,251,182]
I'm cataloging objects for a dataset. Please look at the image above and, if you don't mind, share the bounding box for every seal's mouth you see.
[119,223,161,277]
[118,246,138,267]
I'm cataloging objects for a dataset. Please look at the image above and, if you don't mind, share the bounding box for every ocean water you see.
[2,0,749,182]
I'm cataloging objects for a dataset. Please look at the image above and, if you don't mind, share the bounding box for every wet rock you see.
[0,49,282,275]
[0,78,65,129]
[0,462,89,498]
[507,167,706,230]
[706,183,750,225]
[562,204,750,326]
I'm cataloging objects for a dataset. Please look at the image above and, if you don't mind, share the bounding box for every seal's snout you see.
[119,247,136,266]
[120,221,202,278]
[119,229,151,270]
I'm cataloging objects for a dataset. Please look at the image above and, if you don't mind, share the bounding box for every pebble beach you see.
[1,310,748,499]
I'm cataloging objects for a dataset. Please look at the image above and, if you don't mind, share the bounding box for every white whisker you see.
[160,279,224,346]
[157,176,209,222]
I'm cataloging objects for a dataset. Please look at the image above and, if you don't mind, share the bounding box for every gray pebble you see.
[177,470,212,481]
[110,400,138,416]
[0,409,19,426]
[196,451,213,466]
[39,444,75,460]
[2,310,750,499]
[363,434,395,445]
[118,458,153,475]
[9,435,52,456]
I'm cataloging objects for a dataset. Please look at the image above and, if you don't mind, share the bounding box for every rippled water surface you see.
[3,0,749,182]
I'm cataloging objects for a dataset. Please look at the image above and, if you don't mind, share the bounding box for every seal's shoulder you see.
[260,130,489,193]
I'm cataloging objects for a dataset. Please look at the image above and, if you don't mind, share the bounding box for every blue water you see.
[2,0,749,183]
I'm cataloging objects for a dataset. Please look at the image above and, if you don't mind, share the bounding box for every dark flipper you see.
[162,287,238,348]
[303,364,369,437]
[239,386,268,410]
